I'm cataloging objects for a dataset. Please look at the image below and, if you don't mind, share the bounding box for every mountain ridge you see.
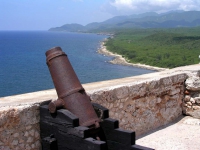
[49,10,200,32]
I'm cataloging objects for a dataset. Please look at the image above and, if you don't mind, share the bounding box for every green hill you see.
[104,27,200,68]
[49,23,85,32]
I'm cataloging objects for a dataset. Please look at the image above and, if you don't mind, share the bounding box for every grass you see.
[104,27,200,68]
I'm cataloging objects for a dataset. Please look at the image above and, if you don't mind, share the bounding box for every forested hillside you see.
[104,27,200,68]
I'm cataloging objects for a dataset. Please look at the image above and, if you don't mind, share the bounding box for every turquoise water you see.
[0,31,155,97]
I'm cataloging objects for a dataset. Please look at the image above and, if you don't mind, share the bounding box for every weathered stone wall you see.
[183,71,200,119]
[89,73,186,136]
[0,105,40,150]
[0,64,199,150]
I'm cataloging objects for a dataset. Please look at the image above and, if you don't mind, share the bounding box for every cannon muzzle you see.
[46,47,100,128]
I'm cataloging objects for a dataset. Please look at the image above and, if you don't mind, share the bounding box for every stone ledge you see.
[1,64,199,107]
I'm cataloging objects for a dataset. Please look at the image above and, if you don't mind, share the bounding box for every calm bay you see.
[0,31,155,97]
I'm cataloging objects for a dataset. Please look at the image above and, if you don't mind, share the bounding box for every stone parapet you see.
[0,105,40,150]
[183,73,200,118]
[0,64,199,150]
[88,72,186,136]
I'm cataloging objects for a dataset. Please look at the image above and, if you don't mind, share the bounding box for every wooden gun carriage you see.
[40,47,153,150]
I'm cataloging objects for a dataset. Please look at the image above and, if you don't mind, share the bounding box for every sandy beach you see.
[98,40,168,71]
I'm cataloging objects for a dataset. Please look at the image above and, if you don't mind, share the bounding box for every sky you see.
[1,0,200,30]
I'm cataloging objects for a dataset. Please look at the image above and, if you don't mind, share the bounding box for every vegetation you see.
[104,27,200,68]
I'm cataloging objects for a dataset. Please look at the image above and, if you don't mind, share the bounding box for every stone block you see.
[194,97,200,104]
[186,110,200,119]
[185,76,200,91]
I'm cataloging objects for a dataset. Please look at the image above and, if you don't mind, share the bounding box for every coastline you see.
[98,40,168,71]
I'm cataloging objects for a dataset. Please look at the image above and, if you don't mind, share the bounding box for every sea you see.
[0,31,155,97]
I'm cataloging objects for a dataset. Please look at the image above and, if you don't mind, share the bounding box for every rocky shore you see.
[98,41,168,71]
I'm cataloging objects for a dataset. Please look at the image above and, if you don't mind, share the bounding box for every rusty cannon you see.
[46,47,100,128]
[40,47,154,150]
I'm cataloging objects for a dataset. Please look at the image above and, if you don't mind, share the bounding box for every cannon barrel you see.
[46,47,100,128]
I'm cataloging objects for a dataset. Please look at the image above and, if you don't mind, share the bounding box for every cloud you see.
[104,0,200,15]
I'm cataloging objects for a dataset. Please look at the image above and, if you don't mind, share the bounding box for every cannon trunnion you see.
[40,47,153,150]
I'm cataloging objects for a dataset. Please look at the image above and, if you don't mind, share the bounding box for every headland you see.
[98,40,168,71]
